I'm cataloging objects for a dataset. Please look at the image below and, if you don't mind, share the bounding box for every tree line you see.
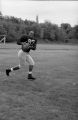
[0,12,78,43]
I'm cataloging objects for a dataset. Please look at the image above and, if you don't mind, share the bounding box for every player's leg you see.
[26,54,35,80]
[6,64,21,76]
[6,49,24,76]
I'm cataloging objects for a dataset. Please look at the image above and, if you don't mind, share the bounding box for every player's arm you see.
[17,35,28,45]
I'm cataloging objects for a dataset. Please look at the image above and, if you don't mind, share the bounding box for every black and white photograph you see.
[0,0,78,119]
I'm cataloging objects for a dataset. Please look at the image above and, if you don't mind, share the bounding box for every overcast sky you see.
[1,0,78,26]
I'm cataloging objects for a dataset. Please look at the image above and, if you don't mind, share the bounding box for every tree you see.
[0,11,2,19]
[41,21,58,41]
[61,23,72,42]
[73,25,78,39]
[0,25,6,35]
[0,13,77,43]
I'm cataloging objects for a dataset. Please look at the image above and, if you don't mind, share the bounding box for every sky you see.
[0,0,78,26]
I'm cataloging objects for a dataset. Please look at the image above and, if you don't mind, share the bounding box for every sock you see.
[28,71,32,74]
[11,66,20,71]
[11,68,13,71]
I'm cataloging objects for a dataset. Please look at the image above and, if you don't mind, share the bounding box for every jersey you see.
[17,34,37,52]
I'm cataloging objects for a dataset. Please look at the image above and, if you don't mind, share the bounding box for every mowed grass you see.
[0,43,78,120]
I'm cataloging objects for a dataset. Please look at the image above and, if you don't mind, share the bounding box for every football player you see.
[6,31,37,80]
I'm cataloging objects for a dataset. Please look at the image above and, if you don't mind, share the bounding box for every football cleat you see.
[6,69,11,76]
[28,74,36,80]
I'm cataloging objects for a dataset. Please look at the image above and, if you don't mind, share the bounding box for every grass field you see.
[0,43,78,120]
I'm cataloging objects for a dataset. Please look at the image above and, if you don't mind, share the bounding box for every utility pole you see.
[36,15,39,24]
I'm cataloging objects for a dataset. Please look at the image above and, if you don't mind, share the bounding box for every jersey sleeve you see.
[17,35,28,45]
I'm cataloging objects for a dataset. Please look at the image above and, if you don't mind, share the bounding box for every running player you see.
[6,31,37,80]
